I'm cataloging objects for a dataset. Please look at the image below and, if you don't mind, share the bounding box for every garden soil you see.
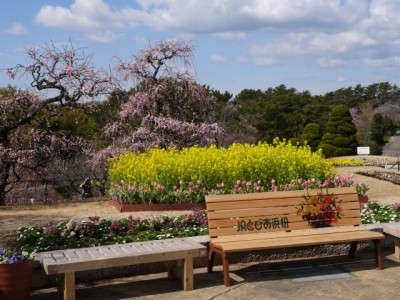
[1,155,400,249]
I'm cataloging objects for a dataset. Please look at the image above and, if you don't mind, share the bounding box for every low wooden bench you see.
[382,223,400,259]
[39,238,206,300]
[205,187,385,286]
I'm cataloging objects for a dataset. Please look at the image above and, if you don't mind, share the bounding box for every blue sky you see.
[1,0,400,96]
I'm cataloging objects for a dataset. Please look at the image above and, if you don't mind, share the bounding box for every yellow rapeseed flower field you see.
[108,139,334,191]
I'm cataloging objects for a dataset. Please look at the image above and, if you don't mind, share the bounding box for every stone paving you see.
[30,249,400,300]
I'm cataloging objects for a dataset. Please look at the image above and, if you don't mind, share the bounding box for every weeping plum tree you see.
[0,42,117,205]
[94,40,223,165]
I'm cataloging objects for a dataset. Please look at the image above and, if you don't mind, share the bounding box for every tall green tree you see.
[300,123,323,152]
[319,105,358,157]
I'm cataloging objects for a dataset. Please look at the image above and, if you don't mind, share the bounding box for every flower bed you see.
[108,174,363,206]
[17,210,208,253]
[328,158,369,166]
[357,170,400,185]
[107,140,334,204]
[361,202,400,224]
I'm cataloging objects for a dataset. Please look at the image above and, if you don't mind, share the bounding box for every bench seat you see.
[206,187,385,286]
[211,226,384,252]
[39,238,206,300]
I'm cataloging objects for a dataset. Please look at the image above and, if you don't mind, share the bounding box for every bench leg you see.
[374,240,383,270]
[183,257,194,291]
[57,273,75,299]
[208,248,215,273]
[221,252,230,287]
[348,241,358,258]
[58,272,75,300]
[394,237,400,259]
[168,260,180,279]
[56,274,64,294]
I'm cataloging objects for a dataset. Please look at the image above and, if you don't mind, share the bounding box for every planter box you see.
[108,199,206,212]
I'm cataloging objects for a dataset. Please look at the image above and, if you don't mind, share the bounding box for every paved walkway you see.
[382,136,400,157]
[30,250,400,300]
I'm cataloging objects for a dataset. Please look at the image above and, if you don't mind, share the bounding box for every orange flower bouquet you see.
[297,191,342,228]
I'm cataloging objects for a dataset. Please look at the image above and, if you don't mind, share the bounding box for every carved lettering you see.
[236,217,290,232]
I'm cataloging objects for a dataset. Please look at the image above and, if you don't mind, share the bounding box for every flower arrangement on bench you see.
[297,192,342,228]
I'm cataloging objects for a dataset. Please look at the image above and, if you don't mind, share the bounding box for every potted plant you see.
[355,182,369,204]
[0,248,35,300]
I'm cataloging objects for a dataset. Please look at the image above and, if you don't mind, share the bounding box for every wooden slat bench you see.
[383,223,400,259]
[39,238,206,300]
[205,187,385,286]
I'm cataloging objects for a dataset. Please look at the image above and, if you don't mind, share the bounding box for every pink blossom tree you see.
[94,40,223,165]
[0,42,117,205]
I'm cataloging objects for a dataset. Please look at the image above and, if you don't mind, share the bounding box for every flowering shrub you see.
[0,248,34,264]
[328,158,368,166]
[297,192,342,228]
[108,140,335,204]
[361,202,400,224]
[17,210,209,253]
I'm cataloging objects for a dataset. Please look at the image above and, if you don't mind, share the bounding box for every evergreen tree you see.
[300,123,322,152]
[319,105,358,157]
[371,113,385,146]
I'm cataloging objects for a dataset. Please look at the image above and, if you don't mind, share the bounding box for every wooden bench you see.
[205,187,385,286]
[39,238,206,300]
[382,223,400,259]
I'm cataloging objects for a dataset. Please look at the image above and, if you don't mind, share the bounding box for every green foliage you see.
[300,123,322,152]
[365,140,381,155]
[235,85,313,142]
[319,105,358,157]
[371,113,385,146]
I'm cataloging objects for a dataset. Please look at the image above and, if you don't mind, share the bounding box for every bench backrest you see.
[205,187,361,239]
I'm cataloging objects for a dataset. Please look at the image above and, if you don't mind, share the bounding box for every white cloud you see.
[364,56,400,68]
[5,22,27,35]
[213,32,246,41]
[86,30,119,43]
[33,0,365,33]
[318,58,346,68]
[34,0,126,30]
[32,0,400,71]
[210,55,227,63]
